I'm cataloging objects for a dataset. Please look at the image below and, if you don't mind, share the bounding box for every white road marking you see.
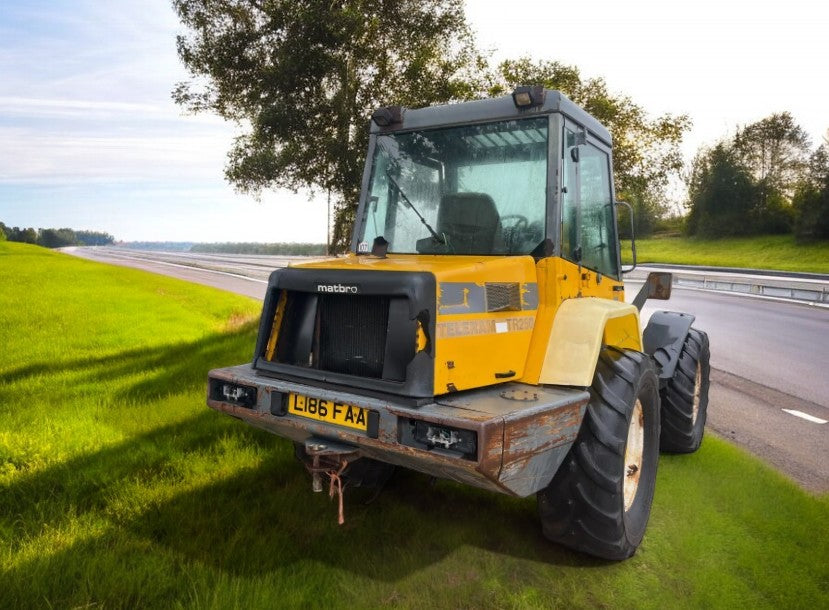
[782,409,828,424]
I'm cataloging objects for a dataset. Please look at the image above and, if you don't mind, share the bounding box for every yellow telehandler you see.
[207,87,710,560]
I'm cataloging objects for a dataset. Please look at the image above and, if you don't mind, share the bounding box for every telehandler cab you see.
[207,88,710,560]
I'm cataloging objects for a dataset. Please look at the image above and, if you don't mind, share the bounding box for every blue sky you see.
[0,0,326,242]
[1,0,827,242]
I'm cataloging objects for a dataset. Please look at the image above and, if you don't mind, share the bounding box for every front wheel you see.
[538,348,660,560]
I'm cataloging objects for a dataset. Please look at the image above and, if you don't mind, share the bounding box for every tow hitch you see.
[303,438,359,525]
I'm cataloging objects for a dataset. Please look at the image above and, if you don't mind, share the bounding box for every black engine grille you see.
[317,294,390,378]
[274,291,391,379]
[255,267,435,398]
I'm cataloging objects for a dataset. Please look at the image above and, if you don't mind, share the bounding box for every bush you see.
[794,185,829,240]
[793,146,829,241]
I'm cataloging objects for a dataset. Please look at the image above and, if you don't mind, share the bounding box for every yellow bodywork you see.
[288,253,634,395]
[537,298,641,387]
[264,289,288,361]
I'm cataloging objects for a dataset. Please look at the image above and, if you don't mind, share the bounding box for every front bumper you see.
[207,364,589,497]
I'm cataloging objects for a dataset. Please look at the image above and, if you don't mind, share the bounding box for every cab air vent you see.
[486,283,521,312]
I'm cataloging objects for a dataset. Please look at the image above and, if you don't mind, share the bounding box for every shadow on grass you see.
[0,411,278,535]
[120,462,607,580]
[4,421,602,604]
[0,321,258,402]
[2,320,603,605]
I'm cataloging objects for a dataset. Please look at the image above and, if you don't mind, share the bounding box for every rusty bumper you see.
[207,364,589,498]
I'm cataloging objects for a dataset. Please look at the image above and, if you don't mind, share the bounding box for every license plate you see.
[287,393,369,431]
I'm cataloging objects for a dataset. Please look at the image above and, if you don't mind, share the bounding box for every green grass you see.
[621,234,829,273]
[2,241,828,608]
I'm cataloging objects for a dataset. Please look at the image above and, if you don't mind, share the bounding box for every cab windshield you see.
[358,117,548,255]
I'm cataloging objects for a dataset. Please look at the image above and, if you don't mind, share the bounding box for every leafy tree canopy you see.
[488,58,689,236]
[173,2,688,246]
[75,230,116,246]
[685,113,815,238]
[0,224,115,248]
[685,143,757,237]
[2,226,38,244]
[173,0,482,248]
[793,145,829,240]
[733,112,811,199]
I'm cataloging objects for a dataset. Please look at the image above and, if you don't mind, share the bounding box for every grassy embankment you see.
[1,241,828,608]
[621,234,829,273]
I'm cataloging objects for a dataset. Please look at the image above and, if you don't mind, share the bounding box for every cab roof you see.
[369,90,612,147]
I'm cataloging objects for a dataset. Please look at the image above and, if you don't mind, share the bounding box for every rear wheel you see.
[538,348,660,560]
[293,443,395,489]
[659,328,710,453]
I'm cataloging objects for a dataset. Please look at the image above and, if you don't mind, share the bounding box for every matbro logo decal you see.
[317,284,359,294]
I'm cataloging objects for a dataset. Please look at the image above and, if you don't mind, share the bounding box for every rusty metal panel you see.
[207,365,588,497]
[434,382,585,416]
[499,396,587,496]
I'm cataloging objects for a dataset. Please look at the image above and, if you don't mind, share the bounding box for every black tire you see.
[293,443,395,489]
[537,348,660,560]
[659,328,710,453]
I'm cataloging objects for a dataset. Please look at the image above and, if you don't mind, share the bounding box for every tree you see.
[0,222,7,241]
[793,145,829,240]
[75,230,115,246]
[732,113,809,233]
[38,228,77,248]
[685,143,757,237]
[734,113,810,197]
[6,226,38,244]
[173,0,482,249]
[686,113,814,237]
[487,58,691,237]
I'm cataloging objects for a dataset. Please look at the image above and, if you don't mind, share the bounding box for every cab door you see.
[560,121,622,297]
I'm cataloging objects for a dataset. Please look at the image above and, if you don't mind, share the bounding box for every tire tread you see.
[659,328,710,453]
[538,348,660,560]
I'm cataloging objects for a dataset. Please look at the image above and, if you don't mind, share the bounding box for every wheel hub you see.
[623,399,644,511]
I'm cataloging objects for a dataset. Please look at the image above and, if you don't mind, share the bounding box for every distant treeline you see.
[0,222,115,247]
[190,242,327,255]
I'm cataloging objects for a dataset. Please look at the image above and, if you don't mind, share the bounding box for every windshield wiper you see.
[385,171,445,244]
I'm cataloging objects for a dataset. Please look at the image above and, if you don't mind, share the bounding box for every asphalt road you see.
[634,284,829,493]
[65,247,829,492]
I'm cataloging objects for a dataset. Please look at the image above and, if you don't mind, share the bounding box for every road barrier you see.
[629,266,829,306]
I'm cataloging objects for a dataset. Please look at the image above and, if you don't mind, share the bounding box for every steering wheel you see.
[500,214,529,231]
[500,215,530,252]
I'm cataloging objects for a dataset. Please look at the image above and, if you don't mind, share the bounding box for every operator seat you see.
[433,192,505,255]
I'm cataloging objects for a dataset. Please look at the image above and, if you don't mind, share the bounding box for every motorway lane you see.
[65,247,829,492]
[628,282,829,492]
[65,247,271,300]
[637,287,829,409]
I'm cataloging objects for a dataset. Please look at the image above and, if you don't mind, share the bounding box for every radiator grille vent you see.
[273,291,391,379]
[485,282,521,312]
[317,294,390,378]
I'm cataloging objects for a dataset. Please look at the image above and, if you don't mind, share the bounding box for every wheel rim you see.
[692,362,702,425]
[623,399,644,512]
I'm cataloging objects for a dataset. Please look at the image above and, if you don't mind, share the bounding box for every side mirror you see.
[632,272,673,311]
[615,200,636,273]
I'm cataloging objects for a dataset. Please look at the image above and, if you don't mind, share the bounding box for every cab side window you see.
[561,127,618,278]
[561,128,579,261]
[579,143,618,277]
